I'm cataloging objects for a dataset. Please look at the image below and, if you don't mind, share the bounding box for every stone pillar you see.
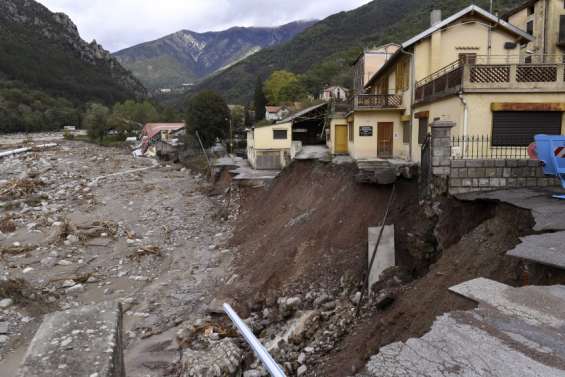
[430,120,455,196]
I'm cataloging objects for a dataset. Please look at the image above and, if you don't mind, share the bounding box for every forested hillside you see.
[0,0,146,104]
[190,0,522,104]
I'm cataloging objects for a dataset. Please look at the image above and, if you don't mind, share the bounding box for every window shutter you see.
[560,15,565,46]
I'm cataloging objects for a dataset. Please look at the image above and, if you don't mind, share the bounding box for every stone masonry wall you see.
[448,159,560,195]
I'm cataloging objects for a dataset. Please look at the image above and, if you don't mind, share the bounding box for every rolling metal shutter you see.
[492,111,562,146]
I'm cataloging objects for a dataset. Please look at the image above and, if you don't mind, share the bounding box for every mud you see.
[0,138,236,377]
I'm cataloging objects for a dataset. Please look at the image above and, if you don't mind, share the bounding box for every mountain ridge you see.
[113,20,317,90]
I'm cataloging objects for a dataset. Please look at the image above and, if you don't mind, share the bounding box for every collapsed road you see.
[0,138,238,377]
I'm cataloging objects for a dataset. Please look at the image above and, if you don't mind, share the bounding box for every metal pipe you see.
[223,303,287,377]
[458,93,468,158]
[400,47,415,161]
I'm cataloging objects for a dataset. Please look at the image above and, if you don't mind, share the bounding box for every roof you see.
[401,5,532,49]
[265,106,283,113]
[501,0,537,20]
[277,102,327,124]
[142,123,185,140]
[365,5,534,88]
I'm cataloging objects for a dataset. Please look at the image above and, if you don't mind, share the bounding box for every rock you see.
[243,370,262,377]
[321,301,336,311]
[61,280,76,288]
[22,267,34,274]
[279,296,301,318]
[350,291,362,305]
[66,234,79,244]
[314,293,332,308]
[40,257,57,267]
[298,352,306,364]
[375,291,395,310]
[0,335,8,344]
[57,260,72,266]
[0,298,14,309]
[181,338,243,376]
[65,284,85,294]
[304,347,314,353]
[297,365,307,376]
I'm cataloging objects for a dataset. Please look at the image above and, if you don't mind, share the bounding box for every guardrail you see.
[223,303,287,377]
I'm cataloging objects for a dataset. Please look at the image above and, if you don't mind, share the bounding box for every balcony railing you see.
[415,55,565,104]
[350,94,403,110]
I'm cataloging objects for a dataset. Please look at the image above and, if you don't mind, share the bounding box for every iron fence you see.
[451,135,530,160]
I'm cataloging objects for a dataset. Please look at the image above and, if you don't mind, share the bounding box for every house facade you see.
[329,5,565,162]
[320,86,349,101]
[503,0,565,62]
[265,106,290,122]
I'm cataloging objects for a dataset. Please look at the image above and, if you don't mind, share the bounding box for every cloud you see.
[37,0,370,52]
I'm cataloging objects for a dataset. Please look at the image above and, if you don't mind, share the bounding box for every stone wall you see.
[449,159,560,195]
[429,120,560,196]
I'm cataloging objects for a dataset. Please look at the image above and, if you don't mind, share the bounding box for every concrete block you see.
[507,178,517,187]
[485,168,496,177]
[16,302,124,377]
[462,179,473,187]
[472,179,480,187]
[465,160,484,168]
[508,231,565,270]
[528,160,542,167]
[450,168,460,178]
[451,160,466,168]
[483,160,496,168]
[517,177,527,187]
[368,226,395,294]
[507,159,519,167]
[495,168,503,177]
[479,178,490,187]
[450,178,462,187]
[468,168,485,178]
[511,167,523,177]
[432,166,450,175]
[503,168,511,178]
[495,160,506,167]
[526,178,538,187]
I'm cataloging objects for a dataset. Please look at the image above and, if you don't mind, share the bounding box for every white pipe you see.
[223,303,286,377]
[458,93,469,158]
[0,143,58,159]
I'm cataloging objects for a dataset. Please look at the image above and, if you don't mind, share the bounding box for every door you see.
[378,122,394,158]
[335,124,348,154]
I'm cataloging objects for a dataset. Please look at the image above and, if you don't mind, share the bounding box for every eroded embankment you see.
[221,161,563,376]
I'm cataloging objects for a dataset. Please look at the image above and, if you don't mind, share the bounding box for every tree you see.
[108,100,160,136]
[244,103,252,128]
[254,77,267,121]
[230,105,245,131]
[264,70,307,104]
[83,103,110,142]
[185,91,230,146]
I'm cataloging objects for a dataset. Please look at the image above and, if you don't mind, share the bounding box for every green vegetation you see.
[0,84,80,134]
[254,77,267,121]
[190,0,523,104]
[83,103,111,143]
[263,70,308,104]
[185,91,230,146]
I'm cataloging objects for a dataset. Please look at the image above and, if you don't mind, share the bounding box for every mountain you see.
[0,0,146,104]
[190,0,523,104]
[113,21,317,91]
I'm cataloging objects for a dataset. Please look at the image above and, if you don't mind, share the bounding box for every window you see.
[402,121,411,144]
[525,56,533,64]
[492,111,562,146]
[559,15,565,46]
[348,122,354,142]
[395,59,409,91]
[273,129,287,140]
[458,53,477,65]
[377,79,389,95]
[527,20,534,35]
[418,117,429,144]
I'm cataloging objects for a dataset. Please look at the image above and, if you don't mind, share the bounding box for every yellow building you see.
[247,103,328,169]
[503,0,565,62]
[334,4,565,163]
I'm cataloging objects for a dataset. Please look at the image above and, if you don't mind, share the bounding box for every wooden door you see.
[335,125,348,154]
[377,122,394,158]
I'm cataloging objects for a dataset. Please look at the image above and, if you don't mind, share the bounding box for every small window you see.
[458,53,477,65]
[273,129,287,140]
[525,56,533,64]
[348,122,354,142]
[418,117,429,145]
[402,121,411,144]
[527,20,534,35]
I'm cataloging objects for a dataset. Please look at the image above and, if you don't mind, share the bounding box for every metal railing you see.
[350,94,402,109]
[451,135,530,160]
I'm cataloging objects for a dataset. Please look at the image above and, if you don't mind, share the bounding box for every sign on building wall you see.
[359,126,373,137]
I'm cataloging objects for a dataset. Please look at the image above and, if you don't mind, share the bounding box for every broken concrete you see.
[507,231,565,270]
[368,225,395,293]
[16,301,124,377]
[360,278,565,376]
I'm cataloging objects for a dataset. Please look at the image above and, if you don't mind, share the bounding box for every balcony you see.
[415,55,565,104]
[350,94,403,111]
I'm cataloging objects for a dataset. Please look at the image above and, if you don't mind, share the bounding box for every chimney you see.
[430,9,442,27]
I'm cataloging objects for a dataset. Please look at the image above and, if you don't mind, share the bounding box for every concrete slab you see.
[456,188,565,232]
[16,301,124,377]
[368,225,395,293]
[449,278,565,328]
[362,280,565,376]
[507,231,565,270]
[294,146,330,161]
[227,159,279,182]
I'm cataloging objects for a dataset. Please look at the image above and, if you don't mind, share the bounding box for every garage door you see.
[492,111,562,146]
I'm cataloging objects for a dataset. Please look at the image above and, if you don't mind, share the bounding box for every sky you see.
[37,0,371,52]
